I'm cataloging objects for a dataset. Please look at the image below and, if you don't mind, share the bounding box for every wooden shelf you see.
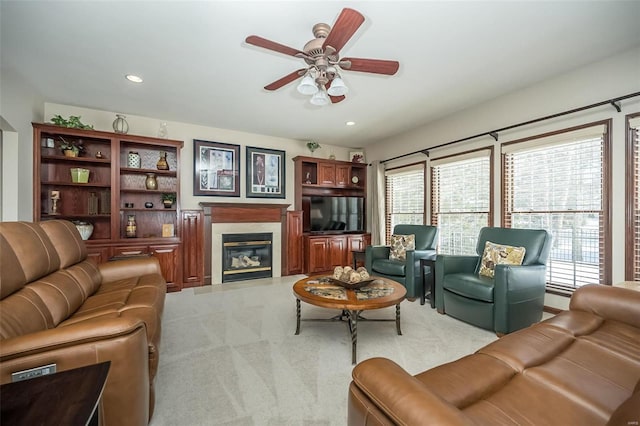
[34,122,185,291]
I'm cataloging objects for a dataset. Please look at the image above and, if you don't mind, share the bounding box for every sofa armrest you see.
[0,316,146,361]
[350,357,472,426]
[365,245,391,268]
[435,255,479,310]
[99,257,162,283]
[570,284,640,329]
[411,249,437,261]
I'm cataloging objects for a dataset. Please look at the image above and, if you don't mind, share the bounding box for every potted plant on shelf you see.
[59,137,85,157]
[161,193,177,208]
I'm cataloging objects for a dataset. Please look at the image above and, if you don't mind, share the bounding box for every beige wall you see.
[365,47,640,309]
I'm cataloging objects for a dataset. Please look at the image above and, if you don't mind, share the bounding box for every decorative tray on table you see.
[320,276,375,290]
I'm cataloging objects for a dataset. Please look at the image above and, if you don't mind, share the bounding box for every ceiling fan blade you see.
[245,35,304,57]
[341,58,399,75]
[322,8,365,53]
[264,69,306,91]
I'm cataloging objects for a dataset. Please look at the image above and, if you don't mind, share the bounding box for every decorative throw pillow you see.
[389,234,415,261]
[478,241,526,278]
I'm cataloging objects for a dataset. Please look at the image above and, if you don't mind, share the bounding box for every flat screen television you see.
[303,196,364,233]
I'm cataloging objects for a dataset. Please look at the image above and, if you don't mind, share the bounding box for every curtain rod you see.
[381,91,640,164]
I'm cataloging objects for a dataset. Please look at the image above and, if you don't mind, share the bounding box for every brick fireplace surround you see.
[200,203,290,285]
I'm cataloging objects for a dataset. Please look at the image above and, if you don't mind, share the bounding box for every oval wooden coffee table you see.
[293,275,406,364]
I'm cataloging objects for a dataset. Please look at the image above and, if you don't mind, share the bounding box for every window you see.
[502,122,610,293]
[626,113,640,280]
[385,163,425,243]
[431,149,493,254]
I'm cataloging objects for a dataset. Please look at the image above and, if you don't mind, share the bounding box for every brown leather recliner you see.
[348,284,640,425]
[0,220,166,425]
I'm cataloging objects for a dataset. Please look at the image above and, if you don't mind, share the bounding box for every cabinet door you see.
[150,244,181,292]
[86,246,111,265]
[307,238,328,274]
[318,163,336,186]
[335,165,350,187]
[285,211,303,275]
[328,236,347,269]
[181,210,204,287]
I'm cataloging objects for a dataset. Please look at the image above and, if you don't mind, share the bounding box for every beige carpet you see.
[150,275,498,425]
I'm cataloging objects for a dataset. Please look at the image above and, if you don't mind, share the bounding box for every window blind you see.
[503,124,609,293]
[431,152,491,254]
[629,116,640,280]
[385,163,425,244]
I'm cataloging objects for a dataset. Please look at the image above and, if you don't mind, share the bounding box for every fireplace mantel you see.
[200,203,291,284]
[200,203,290,223]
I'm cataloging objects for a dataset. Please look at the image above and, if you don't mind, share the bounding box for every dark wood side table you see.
[420,258,436,308]
[352,250,366,269]
[1,361,110,426]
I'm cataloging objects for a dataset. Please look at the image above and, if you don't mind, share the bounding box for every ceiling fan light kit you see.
[245,8,399,106]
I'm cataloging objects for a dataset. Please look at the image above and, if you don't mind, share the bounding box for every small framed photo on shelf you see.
[245,146,286,199]
[349,150,366,163]
[193,139,240,197]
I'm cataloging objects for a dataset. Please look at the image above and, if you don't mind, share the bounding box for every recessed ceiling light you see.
[346,121,356,126]
[125,74,143,83]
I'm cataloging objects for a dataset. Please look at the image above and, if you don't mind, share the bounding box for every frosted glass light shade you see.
[297,75,318,95]
[327,77,348,96]
[310,89,330,106]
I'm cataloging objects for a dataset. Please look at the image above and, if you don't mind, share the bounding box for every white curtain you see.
[370,160,386,245]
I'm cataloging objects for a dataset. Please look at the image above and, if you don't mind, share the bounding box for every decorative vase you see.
[163,200,173,209]
[74,221,94,240]
[145,202,154,208]
[113,114,129,134]
[156,152,169,170]
[158,122,168,138]
[125,215,137,238]
[63,149,77,157]
[127,151,141,168]
[145,173,158,190]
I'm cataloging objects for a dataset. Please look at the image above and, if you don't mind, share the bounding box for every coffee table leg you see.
[295,299,301,335]
[350,310,360,364]
[396,304,402,335]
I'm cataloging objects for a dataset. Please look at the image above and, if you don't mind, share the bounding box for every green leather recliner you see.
[365,225,438,299]
[435,227,552,335]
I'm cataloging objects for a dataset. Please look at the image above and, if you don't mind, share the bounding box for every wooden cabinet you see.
[294,156,369,274]
[284,210,303,275]
[181,210,204,287]
[294,156,367,199]
[150,244,181,292]
[304,234,364,274]
[33,122,184,291]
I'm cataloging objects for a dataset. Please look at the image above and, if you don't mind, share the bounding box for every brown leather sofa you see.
[348,284,640,425]
[0,220,166,425]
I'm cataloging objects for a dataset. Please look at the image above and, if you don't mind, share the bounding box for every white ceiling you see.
[2,1,639,148]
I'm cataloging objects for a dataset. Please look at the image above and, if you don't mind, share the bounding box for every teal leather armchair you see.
[435,227,552,335]
[365,225,438,300]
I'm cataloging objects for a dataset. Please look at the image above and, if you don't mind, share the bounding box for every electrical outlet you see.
[11,364,57,382]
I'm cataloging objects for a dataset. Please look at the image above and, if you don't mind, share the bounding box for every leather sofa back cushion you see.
[40,220,88,268]
[0,222,61,299]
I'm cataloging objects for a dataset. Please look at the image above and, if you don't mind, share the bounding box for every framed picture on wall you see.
[245,146,285,199]
[193,139,240,197]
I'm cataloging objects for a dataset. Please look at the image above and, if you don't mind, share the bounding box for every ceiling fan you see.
[245,8,399,106]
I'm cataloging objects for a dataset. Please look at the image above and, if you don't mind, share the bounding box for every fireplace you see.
[222,233,273,283]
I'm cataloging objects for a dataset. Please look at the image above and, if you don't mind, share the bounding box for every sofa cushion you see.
[40,220,87,268]
[371,258,406,276]
[0,222,60,298]
[389,234,415,261]
[478,241,525,278]
[443,273,494,303]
